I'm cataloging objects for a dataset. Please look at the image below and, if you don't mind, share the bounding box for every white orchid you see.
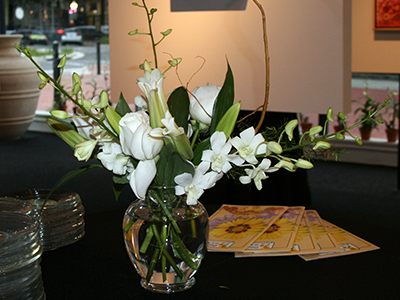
[174,162,221,205]
[201,131,244,173]
[119,111,164,161]
[189,83,221,126]
[230,127,267,164]
[97,142,132,175]
[128,159,157,200]
[239,158,278,190]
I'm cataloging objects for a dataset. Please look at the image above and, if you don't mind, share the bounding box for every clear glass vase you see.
[122,186,209,294]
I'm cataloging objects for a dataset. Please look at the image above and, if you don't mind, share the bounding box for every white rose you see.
[189,83,221,125]
[119,111,164,160]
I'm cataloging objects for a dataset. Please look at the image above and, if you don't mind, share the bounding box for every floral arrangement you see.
[16,2,387,204]
[15,0,388,289]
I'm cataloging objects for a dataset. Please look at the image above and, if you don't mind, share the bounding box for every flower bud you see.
[274,159,296,172]
[168,58,182,67]
[295,159,314,169]
[335,132,345,140]
[51,110,71,119]
[327,107,334,122]
[313,141,331,150]
[338,112,348,120]
[285,119,298,141]
[267,141,282,154]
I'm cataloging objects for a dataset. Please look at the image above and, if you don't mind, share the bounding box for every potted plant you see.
[381,89,399,142]
[299,113,312,133]
[353,89,381,141]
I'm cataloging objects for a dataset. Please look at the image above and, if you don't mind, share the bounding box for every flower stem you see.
[142,0,158,68]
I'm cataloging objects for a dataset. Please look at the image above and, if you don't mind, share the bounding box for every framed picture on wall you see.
[375,0,400,30]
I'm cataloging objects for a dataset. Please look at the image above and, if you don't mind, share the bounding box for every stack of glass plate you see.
[4,189,85,251]
[0,199,46,299]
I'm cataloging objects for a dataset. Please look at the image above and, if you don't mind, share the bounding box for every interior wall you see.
[109,0,351,114]
[353,0,400,74]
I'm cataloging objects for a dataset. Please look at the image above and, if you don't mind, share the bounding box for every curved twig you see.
[252,0,270,133]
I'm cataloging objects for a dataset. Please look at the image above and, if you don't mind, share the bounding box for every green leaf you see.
[43,164,103,209]
[168,86,190,133]
[210,61,234,134]
[112,182,126,201]
[115,92,132,117]
[113,174,129,185]
[215,101,241,138]
[156,144,194,186]
[192,137,211,166]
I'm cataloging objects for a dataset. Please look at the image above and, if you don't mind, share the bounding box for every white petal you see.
[239,127,256,144]
[129,160,156,199]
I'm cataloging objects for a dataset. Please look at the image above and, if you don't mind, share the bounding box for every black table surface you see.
[40,204,400,300]
[3,133,400,299]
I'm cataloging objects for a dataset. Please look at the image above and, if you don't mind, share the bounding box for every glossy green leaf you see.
[168,86,190,133]
[192,137,211,166]
[209,62,234,134]
[156,144,194,187]
[115,92,132,117]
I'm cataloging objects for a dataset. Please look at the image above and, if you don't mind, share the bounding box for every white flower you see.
[119,111,164,160]
[150,111,185,138]
[201,131,244,173]
[239,159,278,190]
[128,159,157,200]
[189,83,221,125]
[134,95,148,111]
[74,140,97,162]
[230,127,267,164]
[137,65,164,100]
[174,162,221,205]
[97,142,132,175]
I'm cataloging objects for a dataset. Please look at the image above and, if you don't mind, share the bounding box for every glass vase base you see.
[140,277,196,294]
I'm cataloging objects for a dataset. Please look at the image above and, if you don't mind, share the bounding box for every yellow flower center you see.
[226,224,251,234]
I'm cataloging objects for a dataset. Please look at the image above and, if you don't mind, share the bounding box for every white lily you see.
[134,95,148,111]
[174,162,221,205]
[150,111,193,160]
[128,159,157,200]
[74,140,97,162]
[230,127,267,164]
[119,111,164,161]
[137,61,169,129]
[239,158,278,190]
[97,142,132,175]
[201,131,244,173]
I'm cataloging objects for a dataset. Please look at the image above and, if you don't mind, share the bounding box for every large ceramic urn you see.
[0,35,40,140]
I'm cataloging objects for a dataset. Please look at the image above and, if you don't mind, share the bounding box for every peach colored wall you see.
[353,0,400,73]
[109,1,351,114]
